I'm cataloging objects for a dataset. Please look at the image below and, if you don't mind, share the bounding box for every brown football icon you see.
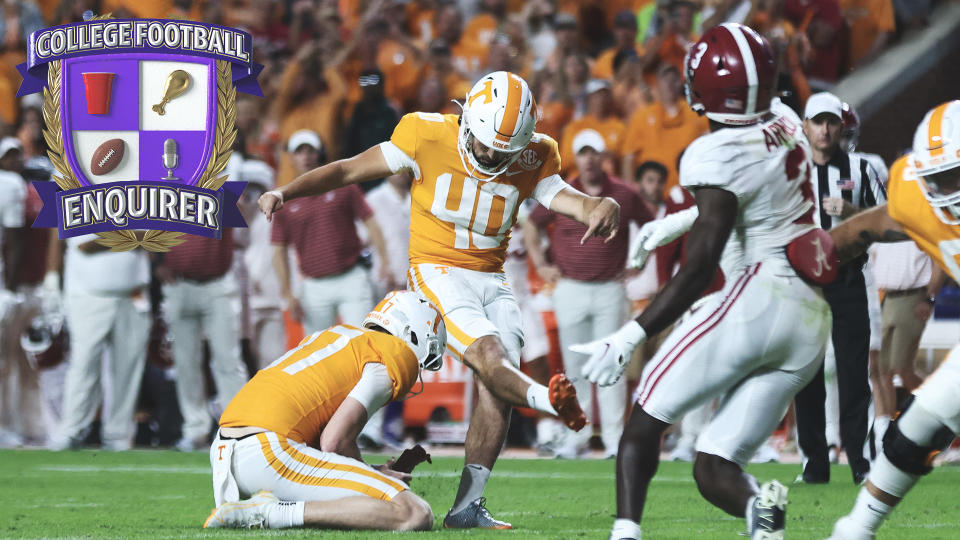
[90,138,125,175]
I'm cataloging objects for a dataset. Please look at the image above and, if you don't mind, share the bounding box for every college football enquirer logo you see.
[18,15,262,251]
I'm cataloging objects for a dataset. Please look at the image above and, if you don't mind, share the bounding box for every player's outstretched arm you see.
[828,204,910,264]
[258,145,395,221]
[572,187,736,386]
[635,186,737,336]
[548,187,621,243]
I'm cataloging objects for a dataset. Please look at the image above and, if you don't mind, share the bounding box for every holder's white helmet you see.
[458,71,537,179]
[911,101,960,224]
[362,291,446,372]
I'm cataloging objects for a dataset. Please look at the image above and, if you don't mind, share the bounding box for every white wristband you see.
[660,206,699,241]
[618,320,648,350]
[265,190,284,205]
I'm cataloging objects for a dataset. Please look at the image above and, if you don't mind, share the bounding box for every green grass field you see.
[1,449,957,539]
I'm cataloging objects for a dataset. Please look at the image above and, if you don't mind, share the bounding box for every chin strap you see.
[398,369,425,401]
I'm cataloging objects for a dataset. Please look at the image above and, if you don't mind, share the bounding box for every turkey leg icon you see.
[162,139,180,181]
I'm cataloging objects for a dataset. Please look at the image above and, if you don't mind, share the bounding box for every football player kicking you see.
[826,102,960,539]
[572,24,837,540]
[204,291,443,531]
[258,71,620,528]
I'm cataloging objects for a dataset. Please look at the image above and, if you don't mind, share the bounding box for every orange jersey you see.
[887,156,960,280]
[219,325,418,446]
[387,112,565,272]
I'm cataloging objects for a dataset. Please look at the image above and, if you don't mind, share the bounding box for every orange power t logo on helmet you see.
[469,80,494,107]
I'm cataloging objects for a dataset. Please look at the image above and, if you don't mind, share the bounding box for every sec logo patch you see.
[517,149,542,171]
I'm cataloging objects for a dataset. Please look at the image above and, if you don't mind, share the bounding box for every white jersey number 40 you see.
[430,173,520,250]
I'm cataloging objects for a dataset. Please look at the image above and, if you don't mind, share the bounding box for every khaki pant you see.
[879,288,928,371]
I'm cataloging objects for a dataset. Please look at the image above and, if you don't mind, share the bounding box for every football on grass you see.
[90,138,125,175]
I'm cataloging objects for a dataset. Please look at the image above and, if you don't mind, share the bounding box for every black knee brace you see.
[882,416,955,476]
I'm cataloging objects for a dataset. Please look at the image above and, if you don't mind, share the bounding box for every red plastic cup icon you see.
[82,72,115,115]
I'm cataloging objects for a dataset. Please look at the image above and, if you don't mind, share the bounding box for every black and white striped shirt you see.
[813,150,886,231]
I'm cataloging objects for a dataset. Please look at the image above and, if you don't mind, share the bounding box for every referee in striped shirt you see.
[794,93,886,485]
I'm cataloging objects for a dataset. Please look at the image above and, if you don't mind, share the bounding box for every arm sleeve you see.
[346,363,395,416]
[532,174,569,209]
[378,141,422,180]
[531,137,567,208]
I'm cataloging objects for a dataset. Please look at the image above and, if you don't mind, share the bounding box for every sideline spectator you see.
[270,130,391,334]
[237,160,285,370]
[525,130,651,458]
[0,136,27,446]
[51,235,150,451]
[158,231,248,452]
[869,244,944,443]
[364,172,412,299]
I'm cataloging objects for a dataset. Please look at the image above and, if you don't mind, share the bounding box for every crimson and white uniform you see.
[636,99,832,465]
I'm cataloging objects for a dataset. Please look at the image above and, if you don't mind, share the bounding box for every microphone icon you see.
[162,138,179,181]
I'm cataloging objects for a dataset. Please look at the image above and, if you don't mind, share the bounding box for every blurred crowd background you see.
[0,0,956,462]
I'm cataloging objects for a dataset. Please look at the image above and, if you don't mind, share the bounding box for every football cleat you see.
[443,497,512,529]
[203,490,277,529]
[548,374,587,431]
[748,480,787,540]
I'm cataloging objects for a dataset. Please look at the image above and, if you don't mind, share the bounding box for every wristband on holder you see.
[265,190,284,205]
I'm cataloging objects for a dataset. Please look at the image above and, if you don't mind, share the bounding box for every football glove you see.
[390,444,432,474]
[628,206,699,269]
[570,320,647,387]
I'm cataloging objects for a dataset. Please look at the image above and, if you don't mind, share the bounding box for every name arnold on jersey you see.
[762,116,799,152]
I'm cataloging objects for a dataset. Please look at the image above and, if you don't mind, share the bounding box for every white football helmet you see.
[911,100,960,224]
[362,291,446,372]
[458,71,537,179]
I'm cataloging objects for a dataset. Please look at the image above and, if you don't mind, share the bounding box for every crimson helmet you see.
[841,102,861,152]
[684,23,777,126]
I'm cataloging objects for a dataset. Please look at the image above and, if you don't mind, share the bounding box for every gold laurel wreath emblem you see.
[42,25,237,252]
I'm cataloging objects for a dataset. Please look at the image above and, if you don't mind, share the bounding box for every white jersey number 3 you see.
[689,42,708,69]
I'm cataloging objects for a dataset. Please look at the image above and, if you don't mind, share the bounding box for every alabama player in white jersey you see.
[259,71,620,528]
[571,24,836,540]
